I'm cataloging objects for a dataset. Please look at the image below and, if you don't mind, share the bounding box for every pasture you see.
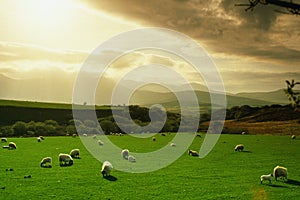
[1,134,300,199]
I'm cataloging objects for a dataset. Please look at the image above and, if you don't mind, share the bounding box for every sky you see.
[0,0,300,104]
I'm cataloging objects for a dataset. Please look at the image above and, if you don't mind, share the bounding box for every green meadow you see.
[1,134,300,200]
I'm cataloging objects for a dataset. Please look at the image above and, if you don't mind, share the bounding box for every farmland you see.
[1,134,300,199]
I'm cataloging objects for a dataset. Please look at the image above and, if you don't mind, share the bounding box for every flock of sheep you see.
[1,132,294,183]
[233,141,289,184]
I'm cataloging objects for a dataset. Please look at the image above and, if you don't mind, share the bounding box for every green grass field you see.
[1,134,300,200]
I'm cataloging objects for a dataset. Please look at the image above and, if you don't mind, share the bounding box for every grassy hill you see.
[1,134,300,199]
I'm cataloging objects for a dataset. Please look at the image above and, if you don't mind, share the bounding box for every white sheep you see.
[8,142,17,149]
[188,149,199,157]
[70,149,80,158]
[39,136,45,140]
[72,134,77,137]
[40,157,52,168]
[37,137,42,142]
[59,153,73,166]
[291,135,296,139]
[101,161,113,177]
[97,140,104,146]
[121,149,129,160]
[1,138,7,142]
[83,133,87,137]
[273,165,288,181]
[234,144,244,152]
[170,143,176,147]
[92,135,97,139]
[128,155,136,162]
[260,174,273,184]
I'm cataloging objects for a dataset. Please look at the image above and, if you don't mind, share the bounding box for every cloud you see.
[78,0,300,66]
[0,42,88,64]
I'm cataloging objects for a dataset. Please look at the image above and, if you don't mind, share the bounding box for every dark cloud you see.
[79,0,300,65]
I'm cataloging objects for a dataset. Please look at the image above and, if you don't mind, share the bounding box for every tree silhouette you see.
[284,79,300,110]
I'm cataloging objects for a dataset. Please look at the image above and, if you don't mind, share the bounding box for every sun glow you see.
[19,0,74,28]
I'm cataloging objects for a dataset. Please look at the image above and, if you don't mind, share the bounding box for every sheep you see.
[260,174,273,184]
[121,149,129,160]
[128,155,136,162]
[101,161,113,177]
[152,137,156,141]
[8,142,16,150]
[273,165,288,181]
[59,153,73,166]
[72,134,77,137]
[37,137,42,142]
[291,135,296,139]
[97,140,104,146]
[1,138,7,143]
[82,133,87,137]
[70,149,80,158]
[188,149,199,157]
[234,144,244,152]
[92,135,97,139]
[40,157,52,168]
[39,136,45,140]
[170,143,176,147]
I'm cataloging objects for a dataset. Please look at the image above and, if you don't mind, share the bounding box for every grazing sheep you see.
[72,134,77,137]
[37,137,42,142]
[291,135,296,139]
[273,166,288,181]
[59,153,73,166]
[260,174,273,184]
[234,144,244,152]
[1,138,7,143]
[121,149,129,160]
[152,137,156,141]
[83,133,87,137]
[101,161,113,177]
[128,155,136,162]
[188,149,199,157]
[40,157,52,168]
[70,149,80,158]
[39,136,45,140]
[97,140,104,146]
[92,135,97,139]
[8,142,17,149]
[170,143,176,147]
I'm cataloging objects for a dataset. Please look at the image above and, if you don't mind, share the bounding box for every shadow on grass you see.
[104,175,117,181]
[286,179,300,186]
[241,150,252,153]
[266,184,287,188]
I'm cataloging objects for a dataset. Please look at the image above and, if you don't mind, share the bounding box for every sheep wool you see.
[98,140,104,146]
[260,174,273,184]
[101,161,113,177]
[128,155,136,163]
[40,157,52,168]
[121,149,129,160]
[188,149,199,157]
[70,149,80,158]
[59,153,73,166]
[273,166,288,181]
[8,142,16,149]
[234,144,244,152]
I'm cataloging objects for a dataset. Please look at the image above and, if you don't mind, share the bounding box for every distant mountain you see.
[130,89,275,110]
[235,89,289,105]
